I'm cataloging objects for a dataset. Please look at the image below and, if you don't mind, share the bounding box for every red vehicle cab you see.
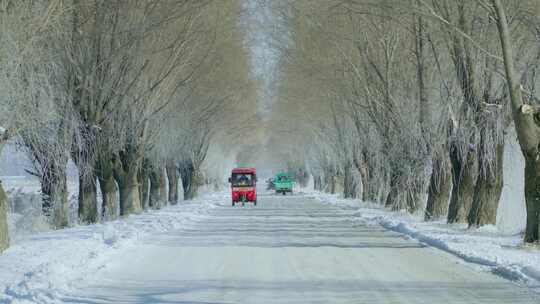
[229,168,257,206]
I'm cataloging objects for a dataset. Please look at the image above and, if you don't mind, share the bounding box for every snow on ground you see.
[59,193,538,303]
[302,190,540,294]
[0,191,223,304]
[3,177,80,243]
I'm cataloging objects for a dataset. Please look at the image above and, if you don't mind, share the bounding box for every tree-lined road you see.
[63,194,537,303]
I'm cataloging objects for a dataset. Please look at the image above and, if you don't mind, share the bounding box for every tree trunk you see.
[447,147,478,224]
[158,167,167,206]
[468,141,504,227]
[72,130,99,225]
[98,174,117,221]
[140,175,150,210]
[0,180,9,252]
[313,175,321,191]
[385,169,403,210]
[343,163,357,199]
[139,163,150,210]
[166,162,178,205]
[322,169,336,194]
[50,170,69,228]
[492,0,540,243]
[385,184,399,210]
[149,169,161,209]
[406,180,424,214]
[323,175,331,193]
[180,161,199,200]
[117,169,142,216]
[360,162,378,202]
[356,155,378,203]
[524,156,540,243]
[97,157,118,221]
[40,161,69,228]
[182,169,199,200]
[112,147,145,217]
[425,154,452,221]
[359,166,371,202]
[78,171,99,224]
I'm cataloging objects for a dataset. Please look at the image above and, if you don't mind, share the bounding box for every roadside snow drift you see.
[308,191,540,294]
[0,192,221,304]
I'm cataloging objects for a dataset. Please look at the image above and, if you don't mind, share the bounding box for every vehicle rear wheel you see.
[282,191,286,196]
[242,202,245,206]
[232,201,235,206]
[254,200,257,206]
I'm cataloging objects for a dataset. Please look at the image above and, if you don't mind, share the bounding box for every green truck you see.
[274,172,294,195]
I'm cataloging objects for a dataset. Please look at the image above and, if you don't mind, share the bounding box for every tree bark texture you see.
[468,141,504,227]
[40,161,69,228]
[385,170,400,210]
[343,163,357,199]
[71,126,100,224]
[117,169,142,216]
[97,157,118,221]
[149,168,162,209]
[113,150,143,216]
[0,180,9,252]
[180,161,199,200]
[356,156,378,203]
[524,156,540,243]
[78,171,99,224]
[425,154,452,221]
[98,173,117,221]
[447,146,478,224]
[139,162,150,210]
[166,162,178,205]
[158,167,167,206]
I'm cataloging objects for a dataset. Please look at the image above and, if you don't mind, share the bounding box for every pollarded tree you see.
[491,0,540,243]
[0,0,69,249]
[13,11,76,227]
[50,0,216,221]
[108,0,218,215]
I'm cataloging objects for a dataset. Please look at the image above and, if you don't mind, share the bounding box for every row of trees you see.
[0,0,256,252]
[270,0,540,243]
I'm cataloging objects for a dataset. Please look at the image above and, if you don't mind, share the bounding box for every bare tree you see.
[491,0,540,243]
[0,0,69,249]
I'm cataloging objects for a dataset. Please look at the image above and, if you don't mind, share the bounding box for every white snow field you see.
[0,193,219,304]
[42,192,538,303]
[311,191,540,294]
[0,189,539,303]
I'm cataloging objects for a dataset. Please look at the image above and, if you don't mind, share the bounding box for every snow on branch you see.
[520,104,540,115]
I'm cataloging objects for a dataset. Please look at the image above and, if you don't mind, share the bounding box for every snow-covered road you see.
[61,193,538,303]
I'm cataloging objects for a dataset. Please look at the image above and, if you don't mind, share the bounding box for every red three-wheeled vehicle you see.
[228,168,257,206]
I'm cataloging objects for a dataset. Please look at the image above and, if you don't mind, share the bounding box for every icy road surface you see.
[63,194,538,303]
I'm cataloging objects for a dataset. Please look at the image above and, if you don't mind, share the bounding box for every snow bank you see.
[3,179,80,243]
[0,192,223,304]
[309,192,540,294]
